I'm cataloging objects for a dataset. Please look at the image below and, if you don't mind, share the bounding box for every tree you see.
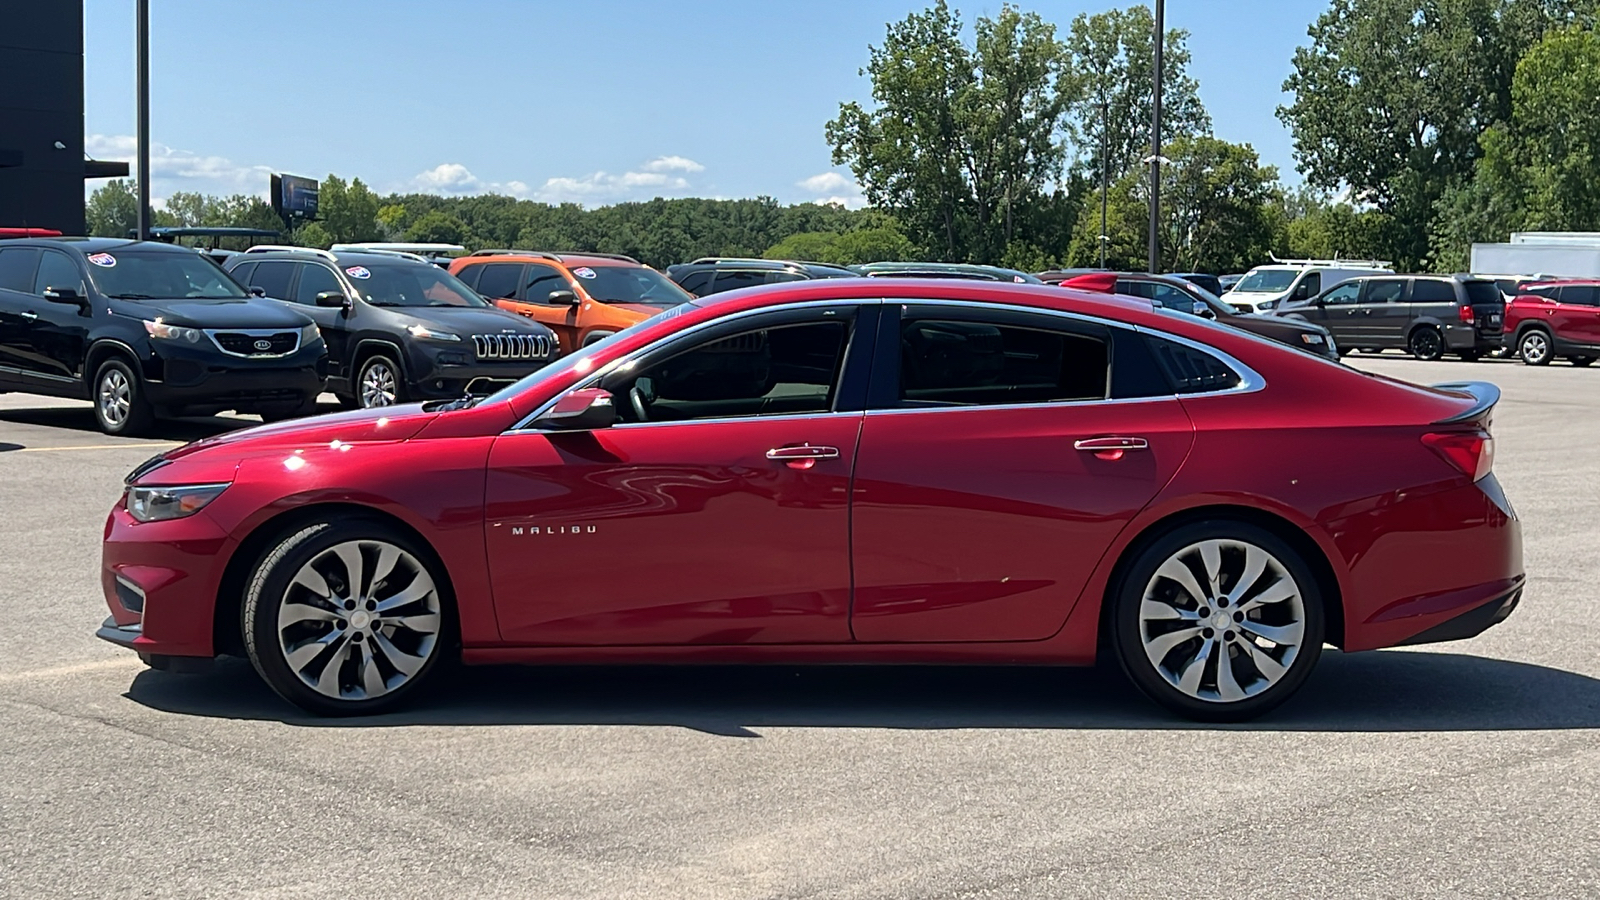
[405,211,468,245]
[1279,0,1598,269]
[827,2,1079,262]
[85,179,140,238]
[1065,5,1211,185]
[317,174,383,243]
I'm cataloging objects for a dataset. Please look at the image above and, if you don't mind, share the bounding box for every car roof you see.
[0,236,195,254]
[686,276,1158,324]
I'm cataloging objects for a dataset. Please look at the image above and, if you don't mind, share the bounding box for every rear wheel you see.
[1518,329,1553,366]
[356,354,404,408]
[92,359,155,436]
[1409,327,1444,361]
[1112,520,1324,722]
[244,518,449,716]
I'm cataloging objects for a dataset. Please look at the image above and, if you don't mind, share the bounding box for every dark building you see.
[0,2,125,235]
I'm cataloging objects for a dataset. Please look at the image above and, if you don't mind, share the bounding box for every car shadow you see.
[124,649,1600,735]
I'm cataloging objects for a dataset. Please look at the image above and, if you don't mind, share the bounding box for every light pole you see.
[1099,95,1109,269]
[135,0,151,241]
[1147,0,1164,274]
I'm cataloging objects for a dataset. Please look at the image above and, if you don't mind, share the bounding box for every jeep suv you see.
[451,250,692,354]
[1502,279,1600,366]
[0,237,325,434]
[226,247,557,408]
[1274,274,1504,361]
[665,258,857,298]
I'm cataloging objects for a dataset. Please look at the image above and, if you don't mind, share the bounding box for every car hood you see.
[117,297,312,329]
[158,404,438,467]
[1228,312,1326,336]
[386,306,554,335]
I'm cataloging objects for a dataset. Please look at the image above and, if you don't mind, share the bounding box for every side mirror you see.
[548,289,579,306]
[534,387,616,431]
[1192,301,1216,319]
[42,286,88,308]
[248,286,267,297]
[314,291,349,309]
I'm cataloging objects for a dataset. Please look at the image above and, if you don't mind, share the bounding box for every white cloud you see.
[407,163,529,197]
[406,156,707,206]
[85,133,275,201]
[798,171,866,209]
[641,155,705,174]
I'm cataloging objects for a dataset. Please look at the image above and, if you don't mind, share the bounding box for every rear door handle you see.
[767,444,841,470]
[20,311,37,322]
[1075,436,1148,460]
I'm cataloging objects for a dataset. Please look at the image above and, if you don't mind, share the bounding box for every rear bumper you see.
[1396,584,1521,646]
[1441,322,1502,352]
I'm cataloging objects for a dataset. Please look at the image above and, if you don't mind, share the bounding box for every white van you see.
[1224,257,1393,313]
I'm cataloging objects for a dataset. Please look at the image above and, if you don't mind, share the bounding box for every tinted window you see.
[1319,282,1361,305]
[351,263,488,308]
[711,270,772,293]
[574,265,692,306]
[524,264,571,303]
[1410,279,1456,303]
[1463,281,1504,306]
[454,264,482,290]
[248,261,295,300]
[1299,272,1322,296]
[1116,280,1155,300]
[474,263,523,300]
[1364,280,1407,304]
[0,248,41,292]
[1147,336,1243,394]
[292,264,342,305]
[898,319,1108,407]
[604,321,848,423]
[87,250,247,299]
[1560,285,1600,307]
[33,250,84,295]
[228,261,257,285]
[1149,283,1196,312]
[676,271,713,295]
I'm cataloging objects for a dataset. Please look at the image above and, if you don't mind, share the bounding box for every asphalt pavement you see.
[2,355,1598,899]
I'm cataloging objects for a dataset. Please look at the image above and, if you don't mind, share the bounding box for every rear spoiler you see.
[1429,381,1501,425]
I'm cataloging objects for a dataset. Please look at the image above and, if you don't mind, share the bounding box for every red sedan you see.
[97,279,1523,720]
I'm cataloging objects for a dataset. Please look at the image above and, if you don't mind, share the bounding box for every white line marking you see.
[0,658,145,684]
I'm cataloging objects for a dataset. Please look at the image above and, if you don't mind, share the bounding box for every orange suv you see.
[449,250,692,353]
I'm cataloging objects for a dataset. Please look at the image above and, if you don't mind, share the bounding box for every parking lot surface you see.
[2,356,1598,899]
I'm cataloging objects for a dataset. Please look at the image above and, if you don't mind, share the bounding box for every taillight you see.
[1458,304,1475,325]
[1422,431,1494,481]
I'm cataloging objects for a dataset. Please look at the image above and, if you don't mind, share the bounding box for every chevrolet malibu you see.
[97,279,1524,721]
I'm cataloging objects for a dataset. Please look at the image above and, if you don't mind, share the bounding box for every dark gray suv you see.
[1274,274,1505,361]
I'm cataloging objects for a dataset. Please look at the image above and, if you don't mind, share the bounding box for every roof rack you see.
[467,249,563,262]
[343,247,434,264]
[1267,254,1393,268]
[242,245,338,261]
[549,250,641,264]
[688,257,801,269]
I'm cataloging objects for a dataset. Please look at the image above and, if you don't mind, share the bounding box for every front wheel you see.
[1409,327,1444,361]
[92,358,156,436]
[243,519,450,716]
[1519,330,1553,366]
[356,354,404,408]
[1112,521,1325,722]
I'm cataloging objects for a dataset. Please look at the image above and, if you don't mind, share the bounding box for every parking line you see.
[0,658,145,684]
[13,443,179,453]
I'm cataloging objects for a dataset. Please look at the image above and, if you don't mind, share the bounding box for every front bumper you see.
[97,502,231,660]
[143,339,328,414]
[405,344,557,399]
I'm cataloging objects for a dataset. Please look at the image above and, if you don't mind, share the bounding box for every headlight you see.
[125,483,228,522]
[301,322,321,343]
[144,319,202,344]
[1300,332,1326,344]
[407,324,461,342]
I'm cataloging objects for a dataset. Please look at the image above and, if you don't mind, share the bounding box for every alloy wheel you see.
[1410,328,1443,361]
[276,539,442,701]
[360,360,398,408]
[98,368,131,428]
[1138,539,1307,704]
[1521,331,1550,365]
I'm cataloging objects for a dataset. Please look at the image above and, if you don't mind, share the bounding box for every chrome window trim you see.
[503,296,1267,433]
[204,327,302,359]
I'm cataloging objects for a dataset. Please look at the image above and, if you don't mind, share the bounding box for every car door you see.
[1554,285,1600,348]
[482,302,875,645]
[1300,279,1359,336]
[22,248,93,383]
[289,261,354,372]
[849,304,1195,643]
[1353,278,1409,346]
[515,263,582,352]
[0,247,44,383]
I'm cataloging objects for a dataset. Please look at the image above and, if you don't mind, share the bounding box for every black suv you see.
[226,247,558,408]
[856,261,1046,283]
[0,238,325,434]
[1274,274,1504,361]
[665,258,856,297]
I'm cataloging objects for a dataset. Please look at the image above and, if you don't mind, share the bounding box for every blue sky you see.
[83,0,1329,207]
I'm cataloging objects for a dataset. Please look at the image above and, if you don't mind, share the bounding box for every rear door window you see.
[711,270,771,293]
[1560,285,1600,307]
[1409,280,1457,304]
[474,263,524,300]
[896,318,1109,407]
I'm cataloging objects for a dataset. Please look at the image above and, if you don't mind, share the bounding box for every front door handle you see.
[767,444,841,470]
[1074,436,1149,461]
[20,311,37,322]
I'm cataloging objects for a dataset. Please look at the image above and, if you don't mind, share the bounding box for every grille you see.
[472,333,553,361]
[210,331,300,357]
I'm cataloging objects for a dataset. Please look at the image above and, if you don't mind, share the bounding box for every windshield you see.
[85,249,248,300]
[1232,269,1299,293]
[482,304,694,407]
[351,263,489,308]
[577,265,693,306]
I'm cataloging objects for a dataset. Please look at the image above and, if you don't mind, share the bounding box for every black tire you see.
[257,395,321,423]
[1111,519,1325,722]
[1518,328,1553,366]
[1572,356,1595,368]
[334,393,361,411]
[91,358,156,436]
[581,331,615,347]
[1458,349,1481,362]
[243,518,451,716]
[355,353,405,408]
[1408,327,1445,361]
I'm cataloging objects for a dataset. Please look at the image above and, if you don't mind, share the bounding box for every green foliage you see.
[292,221,335,250]
[318,175,384,244]
[763,222,917,266]
[1065,5,1211,184]
[85,179,140,238]
[404,210,469,245]
[827,1,1080,262]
